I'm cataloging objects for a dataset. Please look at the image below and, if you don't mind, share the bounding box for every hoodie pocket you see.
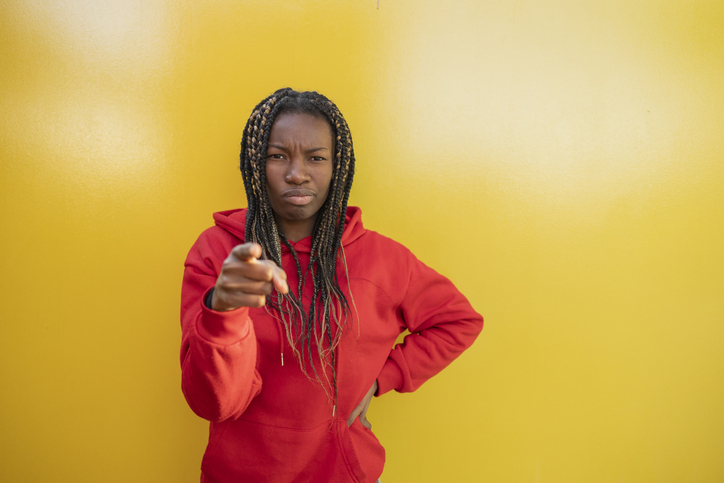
[339,419,386,482]
[200,417,384,482]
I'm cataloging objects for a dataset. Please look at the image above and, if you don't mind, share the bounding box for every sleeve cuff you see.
[204,287,215,309]
[196,287,253,346]
[375,359,404,396]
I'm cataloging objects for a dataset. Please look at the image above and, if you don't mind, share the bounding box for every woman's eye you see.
[268,154,284,159]
[311,156,325,162]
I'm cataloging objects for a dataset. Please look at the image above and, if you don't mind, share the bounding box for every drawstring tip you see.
[332,405,336,417]
[281,353,284,366]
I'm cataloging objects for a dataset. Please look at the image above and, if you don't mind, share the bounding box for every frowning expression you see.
[265,112,334,242]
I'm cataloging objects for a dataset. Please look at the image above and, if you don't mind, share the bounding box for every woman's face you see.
[265,112,334,242]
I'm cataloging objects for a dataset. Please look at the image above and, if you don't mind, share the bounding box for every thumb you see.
[271,266,289,294]
[347,404,363,427]
[359,415,371,430]
[257,260,289,294]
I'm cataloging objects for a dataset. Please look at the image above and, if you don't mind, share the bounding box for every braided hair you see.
[239,88,356,398]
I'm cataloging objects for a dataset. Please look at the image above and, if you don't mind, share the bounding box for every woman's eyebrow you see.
[268,145,328,152]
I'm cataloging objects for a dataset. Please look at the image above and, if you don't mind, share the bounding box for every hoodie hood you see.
[212,206,366,253]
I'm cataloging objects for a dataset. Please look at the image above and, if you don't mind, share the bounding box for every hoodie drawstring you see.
[275,318,284,367]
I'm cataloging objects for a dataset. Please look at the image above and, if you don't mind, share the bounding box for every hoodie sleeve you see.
[180,228,262,422]
[375,252,483,396]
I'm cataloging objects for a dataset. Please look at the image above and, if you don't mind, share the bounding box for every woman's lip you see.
[285,195,314,205]
[283,190,315,205]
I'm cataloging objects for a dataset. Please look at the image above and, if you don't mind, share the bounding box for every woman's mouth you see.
[283,190,315,205]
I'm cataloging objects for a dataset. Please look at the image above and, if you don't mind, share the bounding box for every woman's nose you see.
[285,157,309,184]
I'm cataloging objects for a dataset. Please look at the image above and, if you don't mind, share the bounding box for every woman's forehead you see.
[269,112,334,146]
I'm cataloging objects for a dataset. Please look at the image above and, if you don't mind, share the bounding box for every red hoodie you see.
[180,207,483,482]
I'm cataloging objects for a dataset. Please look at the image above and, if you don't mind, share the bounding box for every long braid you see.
[239,88,356,401]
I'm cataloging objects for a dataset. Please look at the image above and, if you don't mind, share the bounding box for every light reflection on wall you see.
[13,0,175,199]
[379,1,721,215]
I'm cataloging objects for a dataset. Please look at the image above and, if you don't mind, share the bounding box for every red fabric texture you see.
[180,207,483,482]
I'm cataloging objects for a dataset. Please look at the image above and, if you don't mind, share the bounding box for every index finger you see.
[230,242,262,261]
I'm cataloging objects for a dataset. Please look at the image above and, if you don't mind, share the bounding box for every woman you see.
[180,88,483,482]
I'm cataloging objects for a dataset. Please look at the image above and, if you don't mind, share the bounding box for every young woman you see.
[180,88,483,482]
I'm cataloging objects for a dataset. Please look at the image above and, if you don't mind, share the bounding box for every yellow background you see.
[2,1,723,481]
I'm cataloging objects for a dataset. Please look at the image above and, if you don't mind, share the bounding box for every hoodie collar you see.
[213,206,366,254]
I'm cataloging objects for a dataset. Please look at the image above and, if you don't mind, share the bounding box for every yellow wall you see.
[2,1,723,481]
